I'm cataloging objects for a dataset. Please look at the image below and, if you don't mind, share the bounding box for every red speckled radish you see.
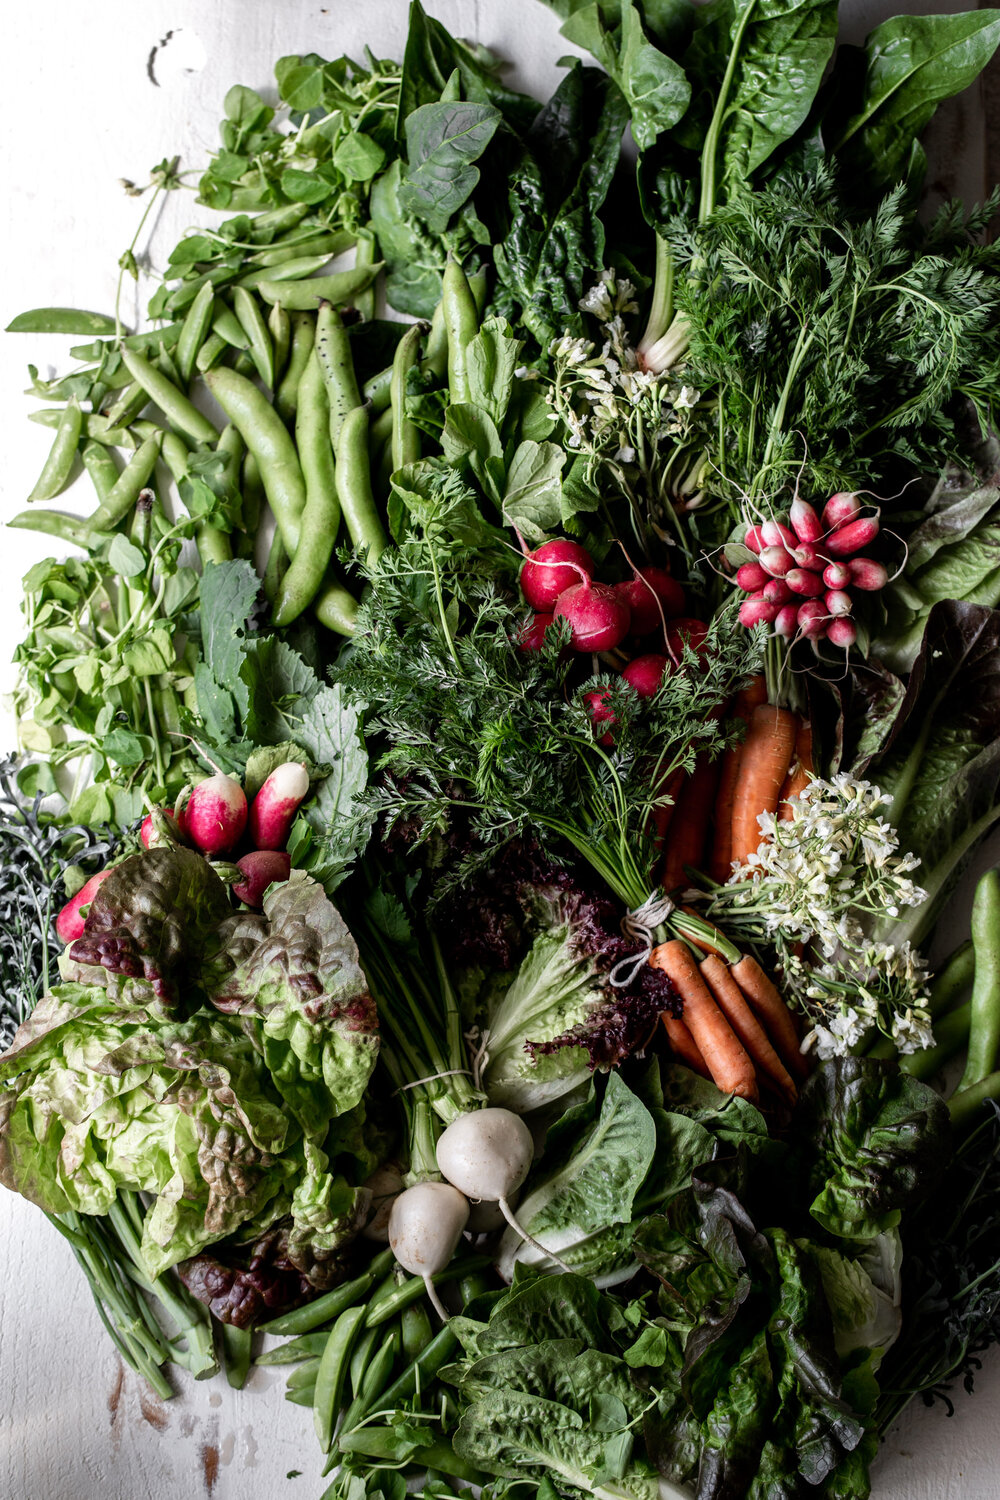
[55,870,113,944]
[249,762,309,850]
[622,653,668,697]
[519,539,594,612]
[183,773,248,856]
[388,1181,470,1321]
[738,594,778,627]
[827,617,857,647]
[785,568,824,597]
[233,850,291,907]
[822,493,861,529]
[516,612,554,651]
[736,562,769,591]
[553,580,630,651]
[789,497,822,543]
[848,557,888,590]
[822,561,852,589]
[826,516,880,557]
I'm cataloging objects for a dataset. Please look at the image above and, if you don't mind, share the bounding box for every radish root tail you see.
[423,1274,451,1323]
[499,1196,574,1275]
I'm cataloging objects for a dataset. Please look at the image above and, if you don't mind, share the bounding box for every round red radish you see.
[822,493,861,530]
[738,594,778,628]
[827,617,857,647]
[183,774,248,856]
[140,806,178,850]
[520,540,594,612]
[760,519,798,551]
[792,543,822,571]
[774,604,799,638]
[797,600,828,638]
[822,561,852,590]
[785,568,824,597]
[55,870,113,944]
[553,581,630,652]
[789,497,822,544]
[583,689,616,745]
[762,577,792,606]
[744,524,765,554]
[249,763,309,851]
[614,567,685,634]
[735,562,769,592]
[826,516,880,558]
[758,545,795,577]
[847,557,888,591]
[826,590,853,617]
[516,612,554,652]
[622,653,668,697]
[233,850,292,908]
[664,618,709,658]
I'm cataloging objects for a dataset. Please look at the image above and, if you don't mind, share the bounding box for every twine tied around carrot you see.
[609,890,677,987]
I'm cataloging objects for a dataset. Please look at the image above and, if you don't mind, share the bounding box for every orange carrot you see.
[649,940,758,1101]
[778,720,814,821]
[661,756,720,891]
[708,675,768,883]
[699,954,797,1104]
[650,766,685,854]
[729,704,798,868]
[661,1014,711,1077]
[730,954,807,1081]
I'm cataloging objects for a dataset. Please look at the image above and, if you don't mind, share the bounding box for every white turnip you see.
[248,762,309,850]
[362,1161,405,1242]
[183,773,248,856]
[388,1180,470,1320]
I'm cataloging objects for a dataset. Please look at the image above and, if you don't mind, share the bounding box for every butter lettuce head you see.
[0,849,379,1279]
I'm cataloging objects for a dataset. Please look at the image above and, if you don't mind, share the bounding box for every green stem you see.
[949,1069,1000,1132]
[698,7,757,222]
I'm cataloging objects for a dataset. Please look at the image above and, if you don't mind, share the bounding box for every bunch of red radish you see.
[55,763,310,944]
[735,494,886,649]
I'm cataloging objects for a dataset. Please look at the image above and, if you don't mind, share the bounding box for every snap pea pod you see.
[239,449,264,557]
[400,1301,433,1362]
[211,301,251,351]
[176,282,216,386]
[104,379,149,429]
[263,527,289,605]
[315,303,361,444]
[257,1248,396,1337]
[391,322,426,472]
[197,525,233,566]
[348,1325,381,1397]
[28,409,136,447]
[353,229,379,323]
[233,286,274,387]
[236,254,334,292]
[69,323,184,361]
[337,1429,483,1483]
[195,331,228,373]
[285,1386,317,1408]
[27,398,82,502]
[442,259,478,405]
[81,440,120,504]
[247,202,312,241]
[336,405,387,564]
[6,306,118,335]
[362,364,393,414]
[221,1324,253,1390]
[156,341,183,389]
[163,262,235,316]
[269,302,291,384]
[369,404,393,452]
[256,1332,331,1366]
[314,1305,366,1452]
[121,348,218,446]
[275,312,316,425]
[92,432,163,530]
[204,367,306,555]
[339,1328,400,1436]
[230,350,258,381]
[7,508,98,550]
[256,264,383,312]
[364,1254,491,1329]
[286,1357,322,1391]
[958,869,1000,1092]
[420,298,448,381]
[376,1322,459,1410]
[949,1069,1000,1131]
[150,428,191,488]
[248,230,353,268]
[313,580,360,635]
[273,351,344,627]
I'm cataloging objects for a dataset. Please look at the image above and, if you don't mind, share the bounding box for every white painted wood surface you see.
[1,3,998,1497]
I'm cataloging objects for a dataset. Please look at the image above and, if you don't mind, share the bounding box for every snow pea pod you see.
[204,366,306,555]
[286,1357,322,1391]
[255,264,383,312]
[258,1248,394,1337]
[27,397,82,502]
[958,868,1000,1092]
[176,281,215,386]
[91,432,163,530]
[315,303,361,444]
[275,312,315,425]
[121,349,218,446]
[233,287,274,387]
[6,306,117,335]
[81,440,120,504]
[336,405,387,564]
[314,1304,365,1452]
[273,351,343,627]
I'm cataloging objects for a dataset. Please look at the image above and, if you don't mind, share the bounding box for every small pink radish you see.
[614,567,685,633]
[744,524,765,554]
[553,581,630,652]
[583,689,616,745]
[664,618,709,658]
[516,613,554,652]
[232,850,292,907]
[789,497,823,544]
[792,543,822,571]
[774,604,799,638]
[785,568,824,597]
[762,578,792,606]
[822,561,852,590]
[738,594,778,628]
[760,519,798,551]
[248,762,309,851]
[622,653,668,697]
[183,773,248,856]
[827,617,857,647]
[55,870,113,944]
[826,516,880,557]
[826,590,853,617]
[736,562,769,592]
[822,493,861,530]
[520,539,594,612]
[140,806,179,850]
[797,599,828,638]
[848,557,888,591]
[758,545,795,577]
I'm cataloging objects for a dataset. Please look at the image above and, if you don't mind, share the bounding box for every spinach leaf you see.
[400,101,502,231]
[397,0,538,136]
[562,1,691,150]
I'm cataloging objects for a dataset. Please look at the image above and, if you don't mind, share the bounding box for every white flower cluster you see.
[785,943,933,1061]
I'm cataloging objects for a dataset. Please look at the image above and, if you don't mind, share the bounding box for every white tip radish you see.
[796,599,828,638]
[847,557,888,591]
[435,1107,574,1274]
[822,561,852,590]
[520,539,594,612]
[822,493,861,530]
[827,617,857,648]
[825,590,853,617]
[789,497,822,544]
[56,870,113,944]
[388,1180,470,1320]
[744,524,765,554]
[232,850,291,908]
[183,774,248,856]
[553,580,631,652]
[774,604,799,638]
[760,519,797,551]
[785,568,824,598]
[761,577,792,606]
[758,545,795,577]
[583,689,616,746]
[248,762,309,851]
[826,516,880,557]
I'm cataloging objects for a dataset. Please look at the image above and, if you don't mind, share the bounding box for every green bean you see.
[339,1328,399,1435]
[256,1332,331,1366]
[315,303,362,444]
[362,363,393,414]
[391,322,426,472]
[81,440,120,504]
[176,282,216,386]
[442,259,477,405]
[221,1324,253,1390]
[273,351,343,627]
[121,348,218,446]
[6,306,118,335]
[7,508,98,550]
[204,367,306,554]
[195,331,228,373]
[958,868,1000,1093]
[314,1304,366,1451]
[233,286,275,387]
[236,254,335,292]
[364,1254,490,1329]
[377,1322,459,1410]
[275,312,315,425]
[354,229,379,322]
[348,1325,381,1396]
[256,265,383,312]
[400,1301,434,1362]
[92,432,163,530]
[901,1001,971,1080]
[27,398,82,502]
[286,1357,322,1391]
[211,301,251,351]
[269,302,291,384]
[336,405,388,564]
[258,1250,394,1336]
[313,580,360,635]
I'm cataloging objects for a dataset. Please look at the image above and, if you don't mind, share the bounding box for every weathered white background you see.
[1,2,999,1497]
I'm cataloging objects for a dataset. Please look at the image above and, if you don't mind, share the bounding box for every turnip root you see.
[520,539,594,612]
[232,850,291,908]
[248,762,309,850]
[388,1180,470,1320]
[183,773,248,856]
[55,870,113,944]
